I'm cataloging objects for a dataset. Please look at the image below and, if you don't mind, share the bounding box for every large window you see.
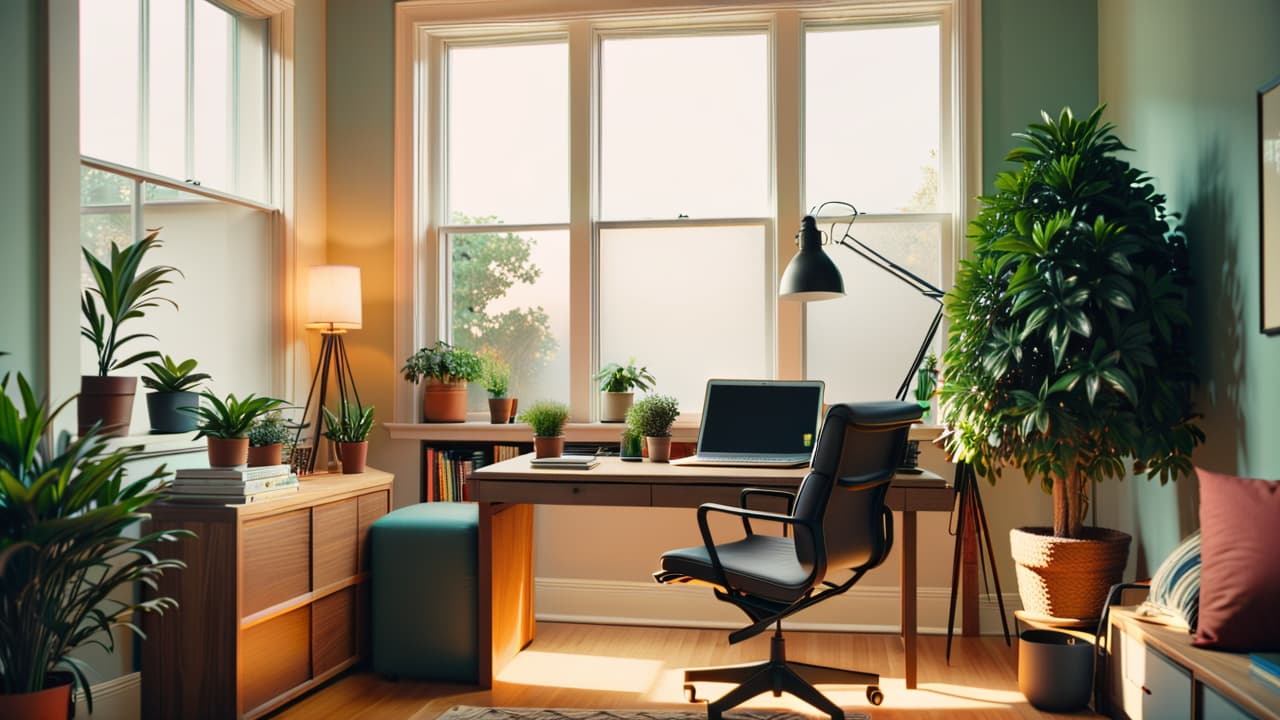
[406,2,966,420]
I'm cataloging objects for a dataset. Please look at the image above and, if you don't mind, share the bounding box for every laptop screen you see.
[697,380,824,455]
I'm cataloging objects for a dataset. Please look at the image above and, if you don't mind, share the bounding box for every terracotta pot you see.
[146,390,199,433]
[247,443,282,467]
[1010,526,1132,623]
[600,391,634,422]
[0,672,74,720]
[423,379,468,422]
[646,436,672,463]
[338,441,369,474]
[533,435,564,459]
[207,437,250,468]
[78,375,137,437]
[488,397,514,424]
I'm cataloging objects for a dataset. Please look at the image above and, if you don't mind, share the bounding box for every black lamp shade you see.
[779,215,845,301]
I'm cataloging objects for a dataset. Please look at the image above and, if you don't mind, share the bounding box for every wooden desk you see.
[469,456,953,690]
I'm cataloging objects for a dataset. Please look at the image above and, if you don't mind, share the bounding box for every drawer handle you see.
[571,487,580,494]
[1141,685,1152,696]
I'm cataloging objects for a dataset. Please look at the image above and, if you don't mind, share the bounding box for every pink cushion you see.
[1193,467,1280,650]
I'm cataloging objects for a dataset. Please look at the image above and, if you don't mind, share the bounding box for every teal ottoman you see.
[371,502,478,682]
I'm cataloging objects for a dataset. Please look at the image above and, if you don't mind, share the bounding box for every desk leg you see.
[901,509,918,689]
[478,502,535,688]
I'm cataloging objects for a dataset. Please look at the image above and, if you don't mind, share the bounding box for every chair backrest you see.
[789,401,921,574]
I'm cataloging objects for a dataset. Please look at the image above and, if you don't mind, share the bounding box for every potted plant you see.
[80,230,181,436]
[941,106,1203,622]
[594,358,656,422]
[0,373,189,719]
[517,401,569,458]
[626,394,680,462]
[479,348,514,424]
[247,410,291,467]
[401,341,484,422]
[321,402,375,474]
[141,355,211,433]
[914,352,939,422]
[183,392,287,468]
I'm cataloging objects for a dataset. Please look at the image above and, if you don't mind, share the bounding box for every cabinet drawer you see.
[243,509,311,616]
[1200,685,1253,720]
[357,491,389,573]
[1119,627,1191,720]
[241,606,310,715]
[312,586,358,677]
[475,480,649,506]
[313,498,359,589]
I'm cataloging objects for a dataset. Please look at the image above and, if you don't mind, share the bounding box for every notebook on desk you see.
[671,379,824,468]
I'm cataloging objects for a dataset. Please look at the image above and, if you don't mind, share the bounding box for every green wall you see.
[0,0,45,385]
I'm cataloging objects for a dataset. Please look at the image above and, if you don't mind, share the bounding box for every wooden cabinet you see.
[141,470,393,719]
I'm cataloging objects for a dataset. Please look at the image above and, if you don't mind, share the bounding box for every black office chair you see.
[654,400,921,720]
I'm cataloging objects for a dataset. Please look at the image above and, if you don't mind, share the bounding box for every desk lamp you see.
[297,265,364,473]
[779,201,945,401]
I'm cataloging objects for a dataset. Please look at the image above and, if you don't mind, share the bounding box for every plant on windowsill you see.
[517,401,570,458]
[182,392,287,468]
[0,372,190,720]
[321,402,375,474]
[913,352,939,422]
[246,410,293,468]
[626,394,679,463]
[941,106,1203,622]
[478,347,514,424]
[401,341,484,423]
[593,358,656,422]
[141,355,211,434]
[80,230,181,437]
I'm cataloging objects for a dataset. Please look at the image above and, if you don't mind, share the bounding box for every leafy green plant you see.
[182,392,286,440]
[626,394,680,438]
[141,355,211,394]
[517,401,569,437]
[81,230,182,376]
[0,372,190,710]
[321,402,375,443]
[914,352,938,405]
[478,347,511,398]
[594,358,656,393]
[247,410,293,447]
[401,341,484,384]
[941,106,1203,539]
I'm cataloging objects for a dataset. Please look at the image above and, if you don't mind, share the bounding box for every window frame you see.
[393,0,978,424]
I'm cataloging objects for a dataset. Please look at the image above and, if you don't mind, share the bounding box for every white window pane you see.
[234,17,270,201]
[805,24,940,213]
[447,42,568,224]
[80,0,139,165]
[448,229,570,411]
[601,34,768,220]
[600,226,767,413]
[804,221,943,402]
[193,1,232,191]
[148,0,186,179]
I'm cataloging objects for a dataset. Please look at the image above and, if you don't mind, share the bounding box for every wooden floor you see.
[271,623,1101,720]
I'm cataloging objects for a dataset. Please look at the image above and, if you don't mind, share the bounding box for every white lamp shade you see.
[306,265,363,330]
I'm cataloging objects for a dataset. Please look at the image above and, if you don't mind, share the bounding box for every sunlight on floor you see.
[499,651,664,693]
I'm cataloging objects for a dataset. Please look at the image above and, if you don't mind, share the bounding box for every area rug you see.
[437,706,869,720]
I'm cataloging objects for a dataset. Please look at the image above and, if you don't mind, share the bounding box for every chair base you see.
[683,633,883,720]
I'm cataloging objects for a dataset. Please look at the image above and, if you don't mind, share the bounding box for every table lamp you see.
[779,201,944,401]
[297,265,364,472]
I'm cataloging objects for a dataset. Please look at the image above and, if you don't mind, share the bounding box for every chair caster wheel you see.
[866,685,884,706]
[683,683,698,703]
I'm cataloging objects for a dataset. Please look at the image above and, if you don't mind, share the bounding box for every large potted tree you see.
[941,106,1204,622]
[80,231,181,437]
[0,373,190,718]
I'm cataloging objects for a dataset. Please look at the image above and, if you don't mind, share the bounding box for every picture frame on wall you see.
[1260,76,1280,334]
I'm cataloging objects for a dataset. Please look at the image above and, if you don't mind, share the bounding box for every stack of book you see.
[167,464,300,504]
[530,454,599,470]
[1252,652,1280,693]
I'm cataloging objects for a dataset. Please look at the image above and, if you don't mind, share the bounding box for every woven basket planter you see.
[1010,526,1131,623]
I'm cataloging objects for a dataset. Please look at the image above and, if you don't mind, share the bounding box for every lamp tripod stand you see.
[295,328,362,474]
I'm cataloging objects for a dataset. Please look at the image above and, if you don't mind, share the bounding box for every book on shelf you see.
[164,484,300,505]
[530,454,599,470]
[1252,652,1280,681]
[174,464,291,482]
[170,474,299,496]
[422,444,521,502]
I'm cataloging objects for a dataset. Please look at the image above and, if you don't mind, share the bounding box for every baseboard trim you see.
[73,671,140,720]
[535,577,1021,635]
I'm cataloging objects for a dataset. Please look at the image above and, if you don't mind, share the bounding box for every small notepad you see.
[529,454,600,470]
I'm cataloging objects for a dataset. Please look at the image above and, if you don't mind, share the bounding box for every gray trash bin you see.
[1018,629,1093,712]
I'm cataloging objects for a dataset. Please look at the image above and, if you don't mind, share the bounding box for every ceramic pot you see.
[246,443,282,467]
[1018,629,1093,712]
[488,397,514,424]
[0,672,74,720]
[600,391,634,422]
[146,390,199,433]
[78,375,137,437]
[533,435,564,459]
[338,441,369,474]
[1010,526,1131,623]
[207,437,250,468]
[646,436,672,463]
[423,379,468,422]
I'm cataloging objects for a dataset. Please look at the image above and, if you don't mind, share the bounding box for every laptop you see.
[671,379,825,468]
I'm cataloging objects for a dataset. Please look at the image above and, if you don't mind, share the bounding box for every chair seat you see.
[660,534,814,604]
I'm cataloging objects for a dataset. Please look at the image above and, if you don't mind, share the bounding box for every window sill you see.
[101,431,205,460]
[384,420,943,444]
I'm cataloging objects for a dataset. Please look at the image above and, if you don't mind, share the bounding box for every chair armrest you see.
[739,487,797,536]
[695,502,825,594]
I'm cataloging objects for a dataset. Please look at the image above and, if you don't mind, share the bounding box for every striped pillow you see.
[1139,530,1201,631]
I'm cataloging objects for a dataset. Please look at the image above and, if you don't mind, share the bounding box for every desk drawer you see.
[475,480,649,506]
[652,484,791,509]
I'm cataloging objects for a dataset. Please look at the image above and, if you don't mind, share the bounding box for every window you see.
[403,2,967,420]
